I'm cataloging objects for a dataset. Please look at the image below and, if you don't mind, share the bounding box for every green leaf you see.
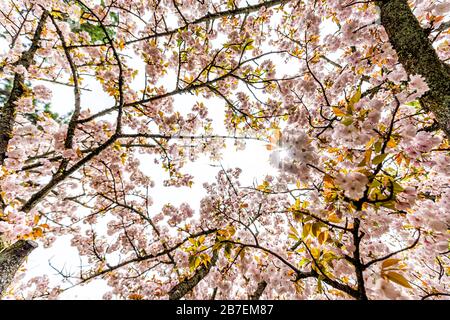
[380,200,396,210]
[374,140,383,154]
[372,153,388,165]
[405,100,421,110]
[298,258,310,268]
[110,12,119,24]
[392,181,404,193]
[224,243,232,260]
[188,255,199,271]
[341,117,353,126]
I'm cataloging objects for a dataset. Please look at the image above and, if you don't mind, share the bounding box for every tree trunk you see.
[0,11,47,299]
[0,11,48,164]
[168,250,219,300]
[0,240,38,297]
[248,280,268,300]
[378,0,450,138]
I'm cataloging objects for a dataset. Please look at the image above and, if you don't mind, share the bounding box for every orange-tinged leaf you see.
[323,174,334,188]
[387,138,397,148]
[434,15,444,23]
[328,213,341,223]
[395,153,403,165]
[128,293,144,300]
[332,107,346,117]
[33,227,43,238]
[318,231,329,245]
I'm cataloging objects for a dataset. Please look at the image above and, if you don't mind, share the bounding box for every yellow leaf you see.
[382,258,400,269]
[227,224,236,237]
[294,198,301,210]
[289,225,299,237]
[385,271,412,288]
[113,141,122,151]
[364,148,372,165]
[328,213,341,223]
[302,223,311,239]
[347,86,361,113]
[365,137,375,149]
[193,256,201,269]
[51,10,64,19]
[349,86,362,105]
[120,153,127,164]
[311,247,320,259]
[288,232,298,241]
[257,180,270,192]
[311,222,321,237]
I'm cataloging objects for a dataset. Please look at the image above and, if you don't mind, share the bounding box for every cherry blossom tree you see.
[0,0,449,300]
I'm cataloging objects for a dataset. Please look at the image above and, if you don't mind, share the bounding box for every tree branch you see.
[363,229,421,270]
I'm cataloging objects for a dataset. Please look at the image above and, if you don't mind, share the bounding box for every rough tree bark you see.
[168,250,219,300]
[0,12,48,298]
[248,280,268,300]
[0,11,48,163]
[378,0,450,138]
[0,240,38,296]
